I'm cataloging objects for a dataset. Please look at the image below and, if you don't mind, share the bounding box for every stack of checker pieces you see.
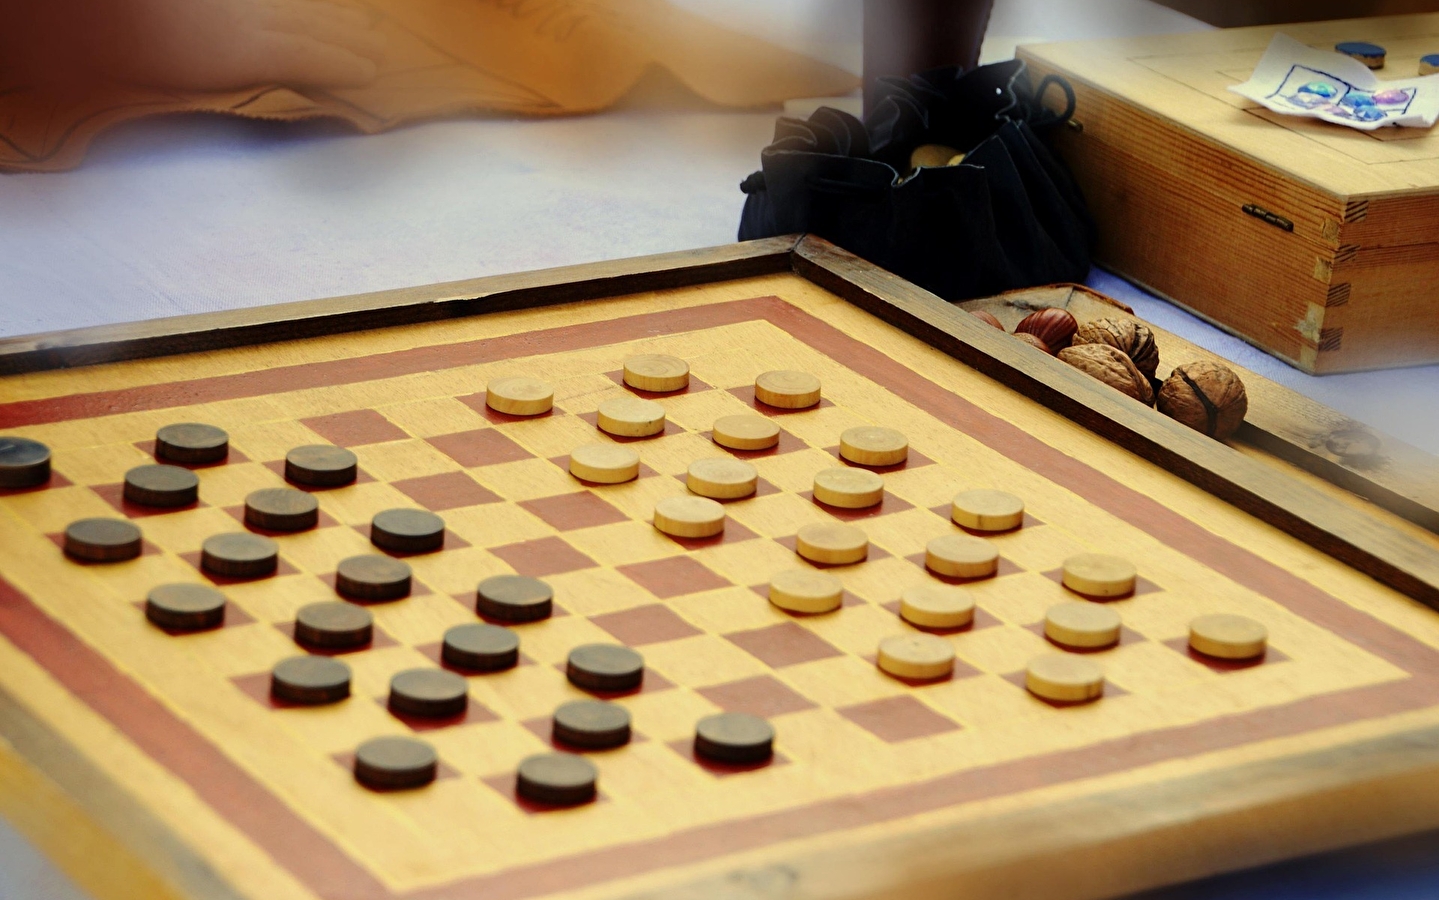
[0,351,1271,809]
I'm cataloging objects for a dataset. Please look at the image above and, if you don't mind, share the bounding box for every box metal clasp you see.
[1242,203,1294,232]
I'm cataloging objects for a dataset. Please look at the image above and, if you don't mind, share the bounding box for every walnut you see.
[1058,344,1154,405]
[1016,308,1078,352]
[1157,362,1248,441]
[969,310,1005,330]
[1073,317,1160,378]
[1013,332,1052,354]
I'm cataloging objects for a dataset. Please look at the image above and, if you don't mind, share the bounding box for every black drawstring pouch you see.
[739,59,1095,301]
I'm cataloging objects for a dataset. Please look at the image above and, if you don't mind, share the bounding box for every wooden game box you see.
[3,235,1439,900]
[1018,16,1439,374]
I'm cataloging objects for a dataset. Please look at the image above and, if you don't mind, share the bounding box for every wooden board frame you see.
[3,235,1439,900]
[2,234,1437,612]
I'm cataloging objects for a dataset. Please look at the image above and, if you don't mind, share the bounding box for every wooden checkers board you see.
[2,237,1439,900]
[1019,17,1439,373]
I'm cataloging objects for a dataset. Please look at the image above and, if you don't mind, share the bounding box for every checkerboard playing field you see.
[2,266,1439,900]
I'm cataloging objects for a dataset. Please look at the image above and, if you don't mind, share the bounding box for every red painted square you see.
[457,392,558,425]
[1042,568,1163,601]
[724,622,842,668]
[880,602,1005,635]
[262,459,375,490]
[134,439,249,469]
[301,410,408,447]
[520,493,629,531]
[604,369,714,399]
[726,385,836,415]
[697,675,816,717]
[806,491,914,522]
[1162,637,1289,671]
[589,604,701,646]
[618,557,730,599]
[660,518,760,551]
[697,429,807,460]
[91,482,205,518]
[667,738,789,777]
[391,471,502,512]
[334,751,460,791]
[838,695,959,743]
[427,429,533,468]
[576,411,683,442]
[131,600,256,635]
[179,551,299,586]
[826,445,936,474]
[490,537,598,578]
[906,552,1025,585]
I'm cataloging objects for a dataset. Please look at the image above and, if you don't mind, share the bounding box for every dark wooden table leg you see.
[863,0,995,114]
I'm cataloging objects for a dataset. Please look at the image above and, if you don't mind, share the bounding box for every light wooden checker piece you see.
[597,397,666,437]
[768,569,844,614]
[623,354,690,392]
[1062,554,1138,598]
[653,496,726,538]
[899,584,976,630]
[486,376,554,416]
[687,458,758,500]
[877,633,955,681]
[1045,602,1122,650]
[951,489,1025,532]
[839,426,908,467]
[1189,614,1268,660]
[754,370,821,409]
[813,467,885,509]
[795,522,868,565]
[1026,654,1105,703]
[712,414,781,451]
[570,444,641,484]
[925,534,1000,579]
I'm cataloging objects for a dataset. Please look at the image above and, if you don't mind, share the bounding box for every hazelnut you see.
[1016,308,1078,352]
[969,310,1005,330]
[1058,344,1154,405]
[1073,317,1160,378]
[1013,332,1052,354]
[910,143,961,170]
[1157,362,1248,441]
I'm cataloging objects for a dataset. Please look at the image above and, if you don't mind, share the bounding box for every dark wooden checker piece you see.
[354,736,437,790]
[553,700,631,749]
[388,669,469,718]
[201,533,278,578]
[63,518,142,562]
[144,583,226,631]
[371,508,445,554]
[155,423,229,465]
[270,656,351,705]
[244,488,319,532]
[294,602,372,649]
[123,464,199,508]
[694,712,774,764]
[442,624,520,672]
[476,575,553,623]
[284,445,358,487]
[566,644,644,693]
[336,555,412,602]
[516,753,597,806]
[0,437,51,489]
